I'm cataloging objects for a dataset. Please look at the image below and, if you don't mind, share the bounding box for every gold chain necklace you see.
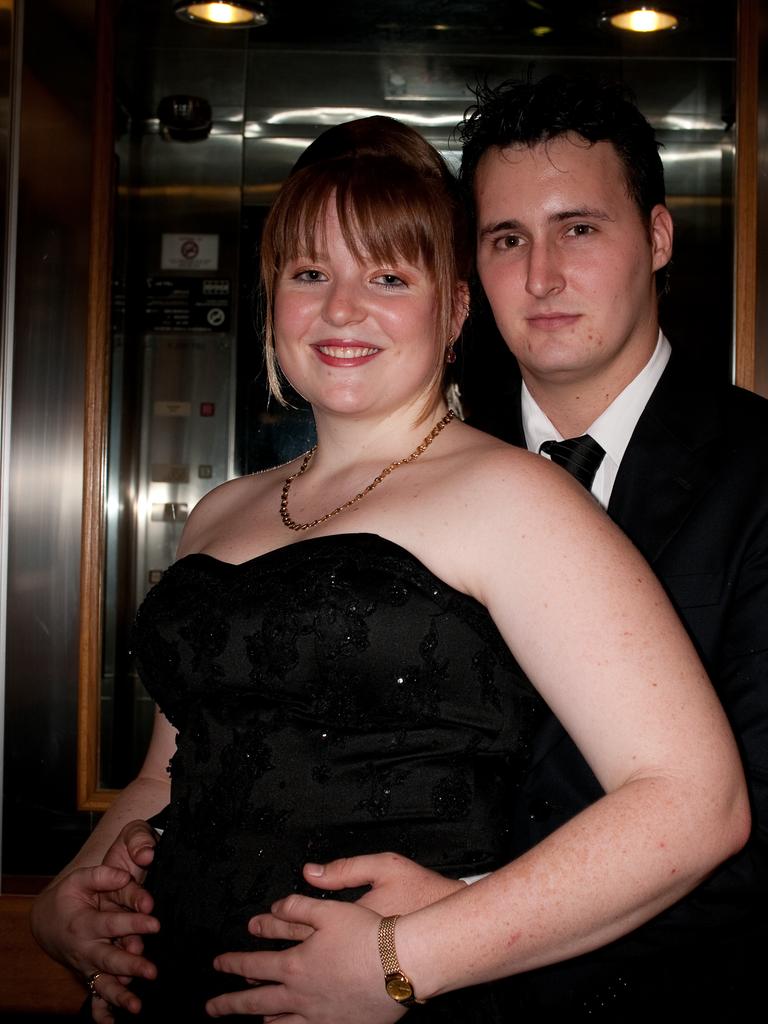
[280,410,454,532]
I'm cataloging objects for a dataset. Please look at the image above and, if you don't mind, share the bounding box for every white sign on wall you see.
[161,233,219,271]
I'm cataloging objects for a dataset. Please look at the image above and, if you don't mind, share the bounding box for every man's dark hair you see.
[459,74,666,222]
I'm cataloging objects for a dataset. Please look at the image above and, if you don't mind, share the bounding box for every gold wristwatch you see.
[377,914,427,1008]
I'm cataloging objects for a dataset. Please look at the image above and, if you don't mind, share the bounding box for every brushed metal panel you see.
[0,0,18,883]
[2,0,97,875]
[100,127,243,788]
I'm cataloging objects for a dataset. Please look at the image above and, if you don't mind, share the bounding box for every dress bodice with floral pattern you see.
[125,533,539,1021]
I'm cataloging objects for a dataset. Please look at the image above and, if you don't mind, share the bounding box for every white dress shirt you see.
[522,332,671,508]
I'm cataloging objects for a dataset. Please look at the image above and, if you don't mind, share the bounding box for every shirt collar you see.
[521,331,671,462]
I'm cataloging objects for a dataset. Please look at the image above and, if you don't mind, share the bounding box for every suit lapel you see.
[607,353,725,564]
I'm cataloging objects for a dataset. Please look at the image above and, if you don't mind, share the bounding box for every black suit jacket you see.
[491,351,768,1014]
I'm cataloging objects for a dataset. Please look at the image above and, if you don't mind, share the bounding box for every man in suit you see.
[448,74,768,1015]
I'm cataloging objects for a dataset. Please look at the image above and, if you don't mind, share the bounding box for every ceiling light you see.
[605,7,678,32]
[173,2,268,28]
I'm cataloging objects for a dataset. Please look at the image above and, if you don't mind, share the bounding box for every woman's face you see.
[273,203,447,421]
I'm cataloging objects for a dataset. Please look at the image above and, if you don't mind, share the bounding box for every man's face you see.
[474,135,672,395]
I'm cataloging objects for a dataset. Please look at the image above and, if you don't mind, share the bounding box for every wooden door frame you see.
[77,0,119,811]
[735,0,759,392]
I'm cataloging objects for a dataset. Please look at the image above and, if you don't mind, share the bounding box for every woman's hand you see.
[209,897,405,1023]
[307,852,468,913]
[247,853,466,945]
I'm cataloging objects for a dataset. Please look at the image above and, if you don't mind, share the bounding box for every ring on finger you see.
[86,971,104,997]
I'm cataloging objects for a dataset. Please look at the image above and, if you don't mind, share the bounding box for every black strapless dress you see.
[126,533,540,1021]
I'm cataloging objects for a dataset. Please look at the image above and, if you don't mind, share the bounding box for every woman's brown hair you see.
[260,116,471,411]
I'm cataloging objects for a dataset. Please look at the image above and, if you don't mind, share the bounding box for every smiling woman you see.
[259,116,471,413]
[273,205,454,422]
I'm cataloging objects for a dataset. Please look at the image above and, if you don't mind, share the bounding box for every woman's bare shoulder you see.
[437,421,621,583]
[407,423,598,588]
[176,460,299,557]
[447,421,579,509]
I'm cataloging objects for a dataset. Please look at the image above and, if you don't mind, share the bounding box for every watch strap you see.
[377,914,426,1007]
[378,914,402,975]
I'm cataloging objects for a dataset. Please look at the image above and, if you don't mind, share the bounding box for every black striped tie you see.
[539,435,605,492]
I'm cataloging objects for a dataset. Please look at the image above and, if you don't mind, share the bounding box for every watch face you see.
[385,972,414,1003]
